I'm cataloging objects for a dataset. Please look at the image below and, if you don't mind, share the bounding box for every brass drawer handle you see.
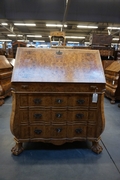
[56,128,62,133]
[77,99,85,104]
[56,99,63,104]
[33,98,41,104]
[76,114,84,119]
[75,128,82,134]
[56,113,62,118]
[34,129,42,134]
[90,86,98,90]
[34,114,42,119]
[21,85,28,89]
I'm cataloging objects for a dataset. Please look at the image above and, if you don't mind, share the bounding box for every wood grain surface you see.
[12,48,105,83]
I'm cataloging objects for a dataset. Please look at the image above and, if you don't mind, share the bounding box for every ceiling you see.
[0,0,120,44]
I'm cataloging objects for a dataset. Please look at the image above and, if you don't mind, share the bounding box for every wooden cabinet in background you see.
[114,51,120,60]
[10,48,106,155]
[89,34,112,46]
[102,60,115,71]
[0,55,12,105]
[12,41,26,58]
[105,61,120,103]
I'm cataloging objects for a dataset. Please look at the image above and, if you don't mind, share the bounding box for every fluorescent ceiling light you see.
[51,41,62,42]
[65,36,85,39]
[14,23,36,26]
[27,44,35,47]
[67,41,79,43]
[7,34,16,37]
[46,24,67,27]
[7,34,23,37]
[77,25,98,29]
[112,38,119,40]
[107,27,120,30]
[17,40,29,42]
[1,23,8,25]
[85,42,90,44]
[33,40,45,42]
[27,35,42,37]
[0,39,12,42]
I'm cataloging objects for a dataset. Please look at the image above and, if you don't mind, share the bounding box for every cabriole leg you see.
[91,138,103,154]
[11,139,24,155]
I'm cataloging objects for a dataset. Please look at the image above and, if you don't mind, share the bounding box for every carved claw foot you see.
[91,140,103,154]
[11,142,24,155]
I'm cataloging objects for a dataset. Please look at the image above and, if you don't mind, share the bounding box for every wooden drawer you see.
[29,95,51,107]
[68,109,88,122]
[106,78,118,87]
[29,109,51,123]
[52,109,67,123]
[30,125,50,138]
[67,124,86,138]
[51,125,66,138]
[88,110,97,122]
[19,125,29,139]
[68,94,89,107]
[18,94,28,106]
[87,125,96,137]
[19,109,29,124]
[52,95,67,107]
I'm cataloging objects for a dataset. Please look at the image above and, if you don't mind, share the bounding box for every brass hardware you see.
[77,99,85,104]
[56,128,62,133]
[21,85,28,89]
[34,114,42,119]
[76,114,83,119]
[75,128,82,134]
[56,113,62,118]
[90,86,98,90]
[33,98,41,104]
[56,99,62,104]
[34,129,42,134]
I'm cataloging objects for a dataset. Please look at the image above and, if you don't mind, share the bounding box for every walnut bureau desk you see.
[10,48,106,155]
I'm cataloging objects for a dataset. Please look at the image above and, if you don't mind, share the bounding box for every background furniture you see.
[0,55,12,105]
[105,61,120,103]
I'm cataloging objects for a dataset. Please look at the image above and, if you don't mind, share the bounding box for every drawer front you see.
[29,109,51,123]
[88,110,97,122]
[19,94,28,106]
[68,109,88,122]
[29,95,51,107]
[52,109,67,123]
[52,95,67,107]
[30,125,50,138]
[106,78,118,87]
[67,124,86,138]
[51,125,66,138]
[68,94,89,107]
[87,125,96,137]
[20,125,29,139]
[19,109,29,124]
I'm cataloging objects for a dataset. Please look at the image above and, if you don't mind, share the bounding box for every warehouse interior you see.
[0,1,120,180]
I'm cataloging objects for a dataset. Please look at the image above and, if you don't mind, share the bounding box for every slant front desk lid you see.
[12,48,105,83]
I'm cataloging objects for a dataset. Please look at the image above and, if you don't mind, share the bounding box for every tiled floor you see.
[0,96,120,180]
